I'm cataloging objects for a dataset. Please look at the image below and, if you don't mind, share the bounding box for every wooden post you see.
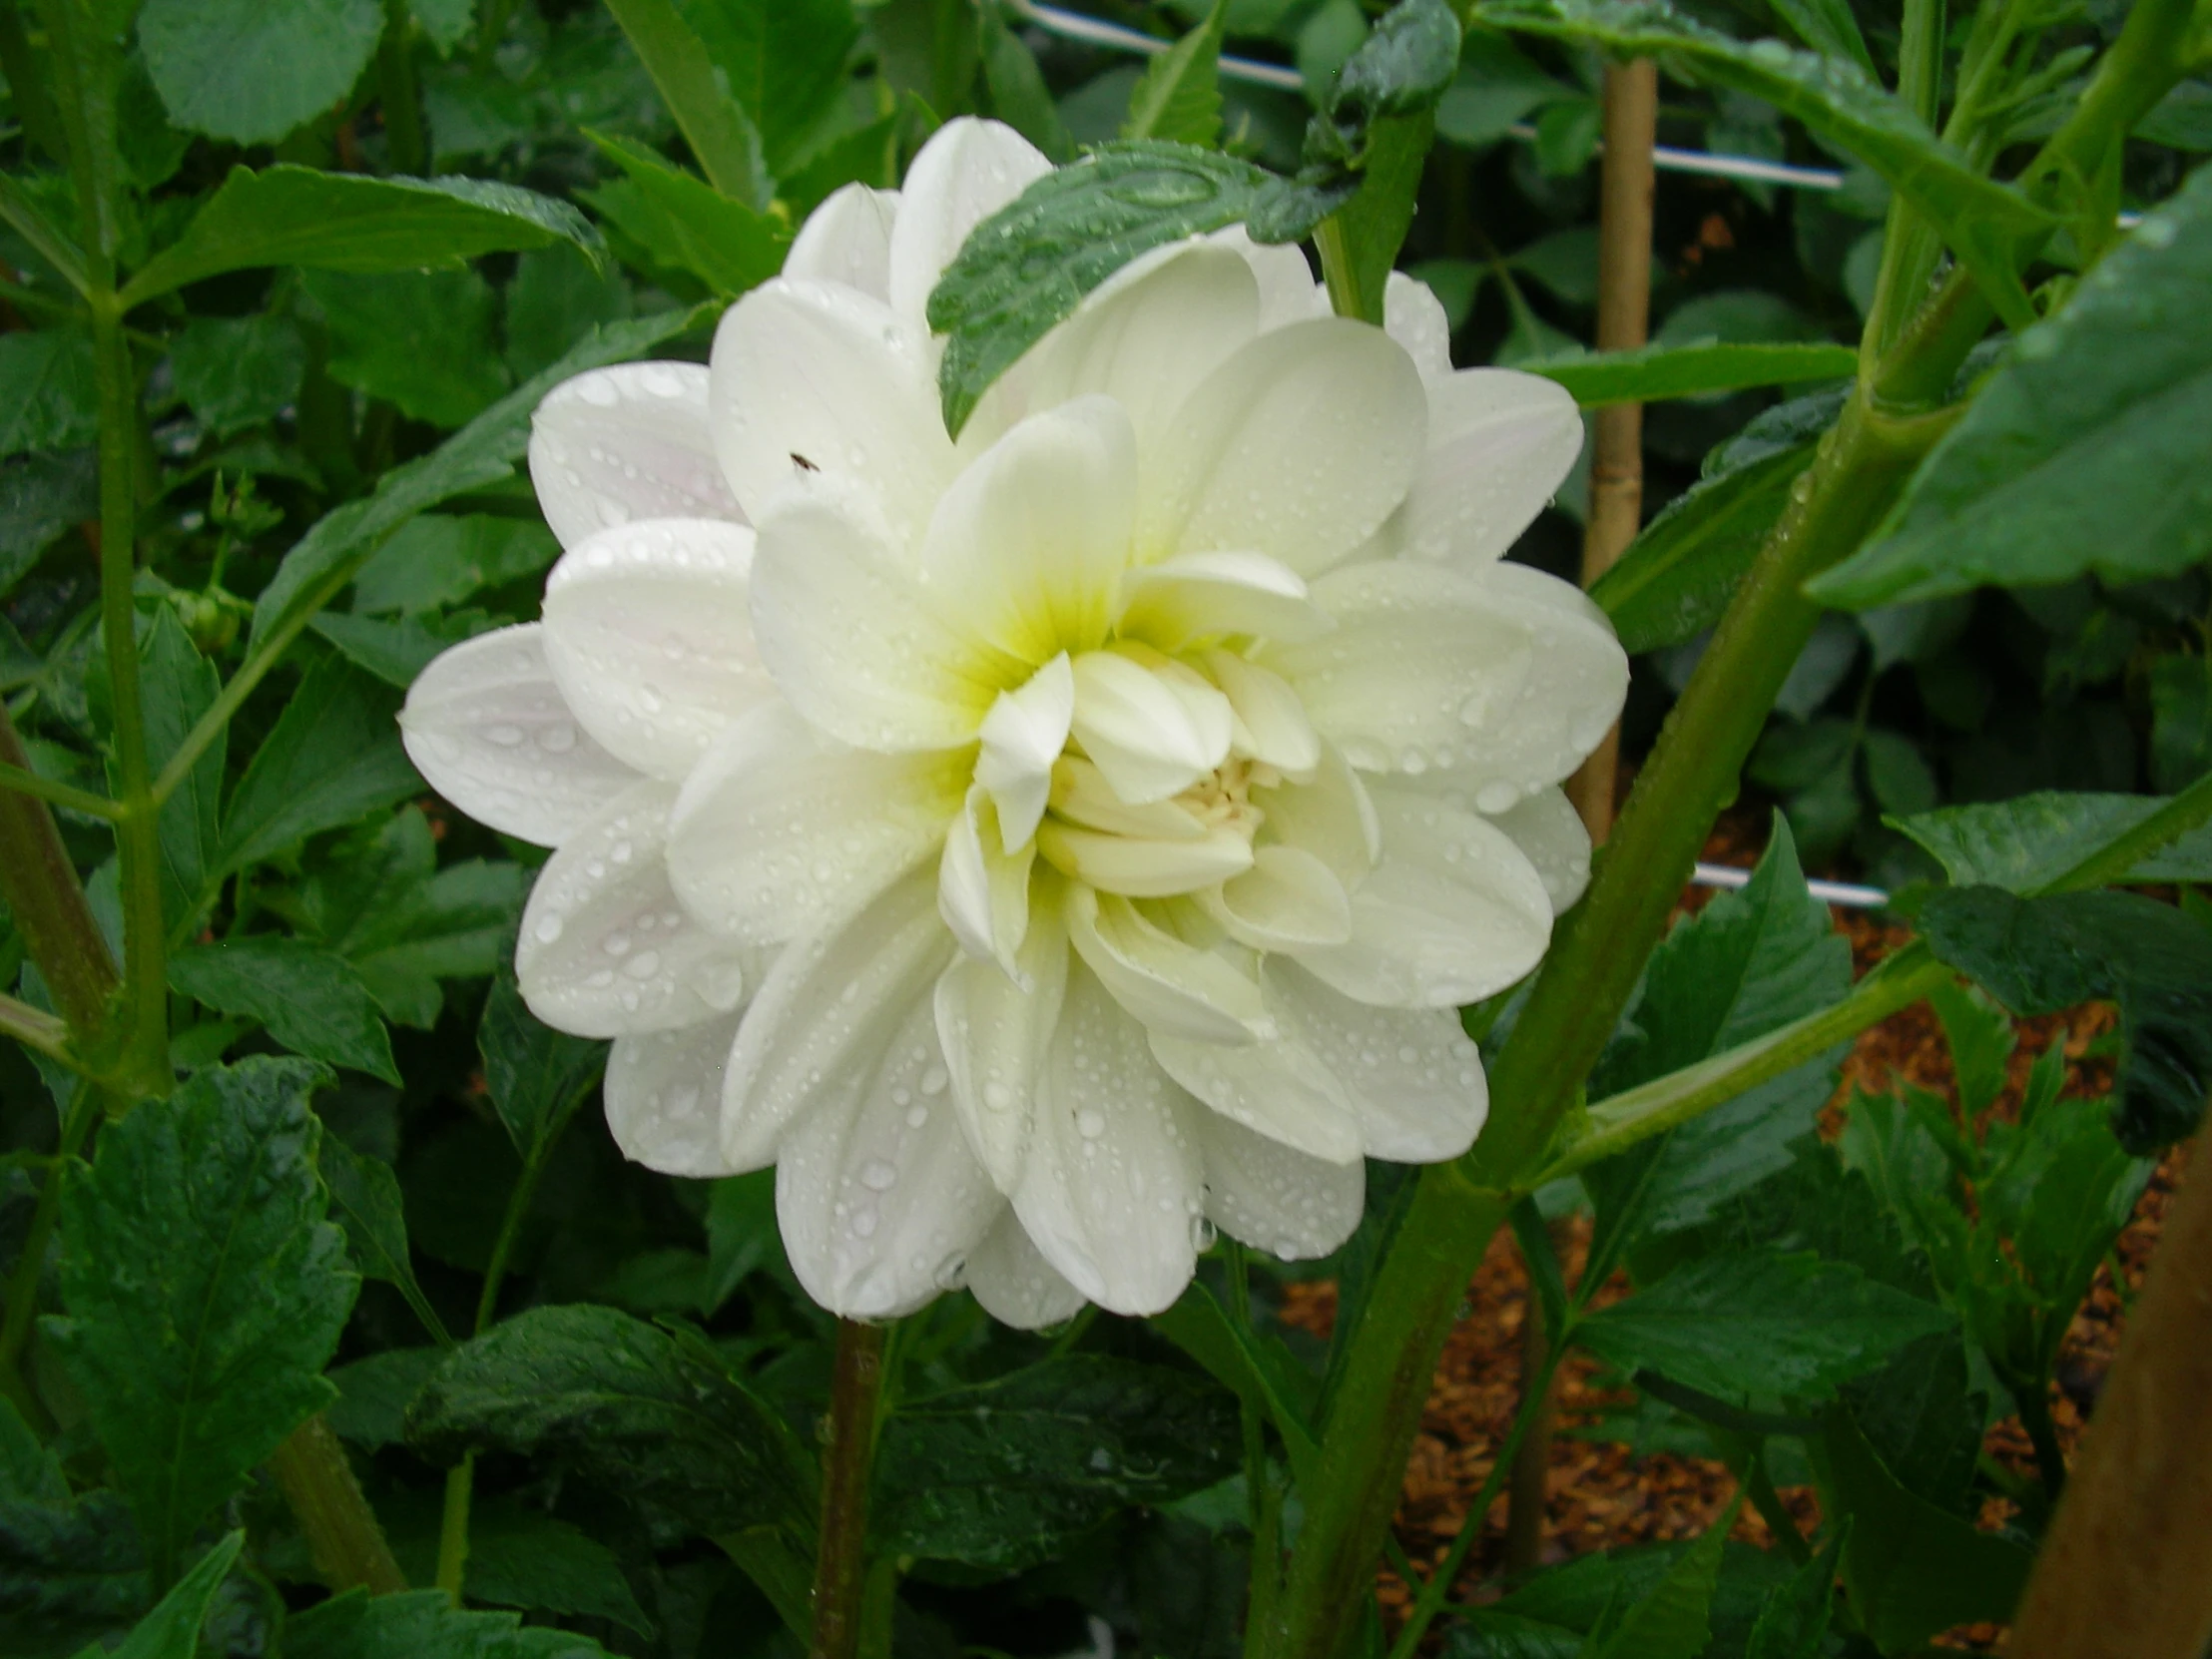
[2008,1131,2212,1659]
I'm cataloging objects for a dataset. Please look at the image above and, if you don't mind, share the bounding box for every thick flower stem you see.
[1270,385,1948,1659]
[270,1414,409,1595]
[0,705,120,1052]
[811,1318,887,1659]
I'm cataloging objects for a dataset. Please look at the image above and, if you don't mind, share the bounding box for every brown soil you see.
[1275,814,2190,1651]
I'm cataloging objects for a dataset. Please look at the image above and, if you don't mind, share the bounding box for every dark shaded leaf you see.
[1892,790,2212,891]
[406,1305,813,1538]
[387,1498,653,1634]
[94,1532,242,1659]
[350,514,559,616]
[130,608,223,932]
[168,315,306,437]
[1525,340,1854,407]
[327,1349,445,1449]
[46,1060,354,1583]
[1579,1495,1736,1659]
[219,650,420,872]
[304,269,511,429]
[169,937,399,1082]
[584,133,790,296]
[0,334,98,460]
[138,0,382,145]
[875,1357,1239,1569]
[479,969,604,1165]
[1122,0,1229,146]
[285,1588,618,1659]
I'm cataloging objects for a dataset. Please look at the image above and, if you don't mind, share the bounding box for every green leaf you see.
[82,1532,242,1659]
[123,168,605,308]
[1840,1331,1984,1517]
[0,449,98,598]
[285,1588,620,1659]
[351,514,559,617]
[131,609,223,934]
[503,250,634,382]
[1578,1494,1738,1659]
[1742,1522,1845,1659]
[169,938,399,1083]
[1815,166,2212,607]
[219,650,421,872]
[310,609,500,690]
[600,0,773,206]
[1479,0,2048,325]
[1587,819,1854,1249]
[47,1059,355,1585]
[0,333,98,460]
[327,1349,445,1449]
[584,133,790,297]
[1918,885,2212,1151]
[169,314,307,438]
[1525,340,1856,407]
[1123,0,1229,146]
[1590,435,1816,653]
[318,1133,447,1341]
[388,1497,653,1634]
[479,969,604,1166]
[1149,1283,1320,1481]
[2149,654,2212,795]
[0,1400,65,1506]
[249,307,704,652]
[980,4,1074,161]
[1927,978,2013,1118]
[1768,0,1873,73]
[304,269,511,429]
[409,0,475,53]
[926,142,1276,436]
[674,0,860,175]
[0,1397,151,1658]
[1813,1410,2029,1650]
[1311,111,1436,323]
[874,1357,1240,1569]
[405,1305,812,1538]
[138,0,381,145]
[1892,790,2212,890]
[1574,1249,1951,1405]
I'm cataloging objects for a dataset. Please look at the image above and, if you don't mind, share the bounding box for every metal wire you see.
[1693,861,1890,907]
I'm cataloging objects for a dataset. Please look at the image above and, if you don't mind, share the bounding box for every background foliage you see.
[0,0,2207,1655]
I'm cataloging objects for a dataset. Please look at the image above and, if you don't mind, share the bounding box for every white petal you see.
[1298,785,1554,1009]
[1253,744,1380,890]
[1012,966,1205,1315]
[1270,559,1627,792]
[722,869,954,1170]
[667,702,968,947]
[1147,318,1426,576]
[1267,961,1489,1160]
[1406,779,1593,913]
[964,1208,1086,1328]
[540,517,771,780]
[922,396,1136,665]
[1205,649,1322,779]
[937,787,1035,973]
[1151,1018,1362,1163]
[709,277,954,545]
[1069,649,1233,805]
[604,1012,748,1177]
[1200,844,1352,951]
[1036,819,1255,897]
[398,623,641,846]
[1198,1111,1366,1260]
[776,986,1001,1319]
[964,241,1261,466]
[1384,271,1454,383]
[517,780,759,1038]
[1370,369,1585,565]
[749,475,1015,752]
[785,184,899,300]
[885,117,1052,325]
[1117,553,1334,653]
[936,885,1069,1193]
[1208,226,1327,332]
[976,655,1073,850]
[1065,885,1267,1045]
[528,362,744,551]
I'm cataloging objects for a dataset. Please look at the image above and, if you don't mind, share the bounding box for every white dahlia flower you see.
[400,118,1627,1327]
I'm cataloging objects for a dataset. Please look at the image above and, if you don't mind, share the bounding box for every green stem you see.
[2014,1380,2068,1501]
[811,1318,887,1659]
[1859,0,1946,360]
[0,1082,99,1425]
[270,1415,409,1593]
[377,0,428,176]
[1273,387,1950,1659]
[91,294,169,1102]
[0,993,78,1070]
[435,1459,474,1600]
[1385,1337,1570,1659]
[0,762,124,820]
[0,170,89,299]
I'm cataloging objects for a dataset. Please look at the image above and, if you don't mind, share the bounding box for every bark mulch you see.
[1275,821,2188,1652]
